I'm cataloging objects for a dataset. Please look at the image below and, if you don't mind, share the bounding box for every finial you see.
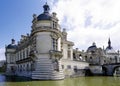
[52,12,57,17]
[63,28,66,32]
[43,2,50,13]
[45,1,47,5]
[92,42,96,46]
[11,39,15,44]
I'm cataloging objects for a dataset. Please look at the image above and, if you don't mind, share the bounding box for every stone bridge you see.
[102,63,120,76]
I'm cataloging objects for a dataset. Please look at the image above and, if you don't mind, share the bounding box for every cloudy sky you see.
[0,0,120,60]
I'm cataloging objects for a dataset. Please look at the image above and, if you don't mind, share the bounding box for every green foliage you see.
[0,64,6,73]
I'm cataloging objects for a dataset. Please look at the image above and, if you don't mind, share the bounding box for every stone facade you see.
[104,38,120,64]
[5,3,89,80]
[84,39,120,66]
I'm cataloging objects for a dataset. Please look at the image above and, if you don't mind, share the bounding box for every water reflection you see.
[0,74,120,86]
[0,74,31,82]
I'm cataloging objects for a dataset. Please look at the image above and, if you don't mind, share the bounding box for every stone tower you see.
[31,3,64,80]
[5,39,17,75]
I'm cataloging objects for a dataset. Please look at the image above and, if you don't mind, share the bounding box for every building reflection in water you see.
[0,74,120,86]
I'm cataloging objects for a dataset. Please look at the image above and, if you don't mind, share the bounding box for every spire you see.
[43,2,50,13]
[108,38,111,48]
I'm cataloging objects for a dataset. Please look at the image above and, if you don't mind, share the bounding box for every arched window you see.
[90,57,92,62]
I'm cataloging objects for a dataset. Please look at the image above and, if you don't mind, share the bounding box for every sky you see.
[1,0,120,60]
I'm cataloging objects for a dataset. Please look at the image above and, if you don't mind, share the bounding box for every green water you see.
[0,74,120,86]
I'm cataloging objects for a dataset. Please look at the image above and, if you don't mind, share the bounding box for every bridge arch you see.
[112,66,120,75]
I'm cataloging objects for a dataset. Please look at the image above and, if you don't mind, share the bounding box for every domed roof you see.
[87,42,97,52]
[105,48,115,54]
[37,13,52,21]
[7,44,17,49]
[6,39,17,49]
[37,3,52,21]
[105,38,116,54]
[105,44,116,53]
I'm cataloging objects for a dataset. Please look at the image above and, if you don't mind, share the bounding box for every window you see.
[27,64,29,71]
[21,50,23,59]
[26,48,29,58]
[62,65,64,69]
[53,21,57,29]
[20,65,22,72]
[52,38,58,50]
[31,63,35,71]
[23,50,25,59]
[67,65,71,69]
[18,52,20,60]
[68,50,71,58]
[20,51,22,60]
[115,56,117,63]
[90,57,92,62]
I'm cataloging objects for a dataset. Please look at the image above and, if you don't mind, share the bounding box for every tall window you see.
[26,48,29,58]
[27,64,29,71]
[68,50,71,58]
[85,56,87,61]
[18,52,20,60]
[23,50,25,59]
[90,57,92,62]
[20,51,22,60]
[52,38,58,50]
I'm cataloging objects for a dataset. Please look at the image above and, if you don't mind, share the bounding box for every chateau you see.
[5,3,120,79]
[5,3,89,80]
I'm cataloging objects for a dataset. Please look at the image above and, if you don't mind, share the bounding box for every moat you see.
[0,74,120,86]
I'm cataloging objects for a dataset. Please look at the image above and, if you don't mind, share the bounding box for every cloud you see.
[0,48,5,61]
[50,0,120,50]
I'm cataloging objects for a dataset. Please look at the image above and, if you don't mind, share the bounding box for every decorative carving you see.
[49,50,63,60]
[50,32,59,39]
[52,59,59,71]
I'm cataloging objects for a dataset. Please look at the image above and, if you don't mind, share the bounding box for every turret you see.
[30,3,62,54]
[5,39,17,64]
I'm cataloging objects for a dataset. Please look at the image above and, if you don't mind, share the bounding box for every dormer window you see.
[53,21,57,29]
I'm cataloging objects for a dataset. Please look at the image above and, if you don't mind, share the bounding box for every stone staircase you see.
[32,57,64,80]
